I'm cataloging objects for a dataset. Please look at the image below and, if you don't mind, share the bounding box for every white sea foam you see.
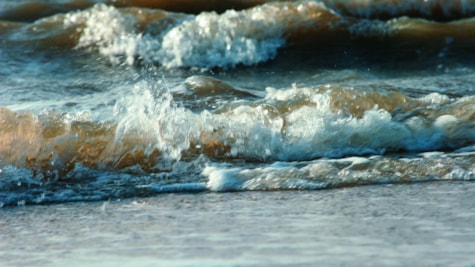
[203,166,244,191]
[65,4,151,65]
[203,151,475,192]
[204,164,330,192]
[63,3,284,68]
[419,92,450,105]
[157,8,285,68]
[64,2,336,68]
[112,81,475,162]
[113,81,199,161]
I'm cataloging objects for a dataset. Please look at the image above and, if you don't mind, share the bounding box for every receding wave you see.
[2,150,475,206]
[204,153,475,192]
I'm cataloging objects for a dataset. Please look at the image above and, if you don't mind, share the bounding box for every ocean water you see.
[1,0,475,265]
[1,182,474,266]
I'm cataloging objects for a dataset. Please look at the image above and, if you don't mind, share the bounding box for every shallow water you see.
[1,1,475,263]
[1,182,475,266]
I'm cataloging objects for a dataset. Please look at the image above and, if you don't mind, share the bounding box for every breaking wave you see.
[2,1,475,68]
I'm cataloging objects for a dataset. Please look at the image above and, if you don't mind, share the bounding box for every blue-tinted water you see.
[1,1,475,265]
[1,182,475,266]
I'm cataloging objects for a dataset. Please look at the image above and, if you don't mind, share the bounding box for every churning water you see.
[1,0,475,265]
